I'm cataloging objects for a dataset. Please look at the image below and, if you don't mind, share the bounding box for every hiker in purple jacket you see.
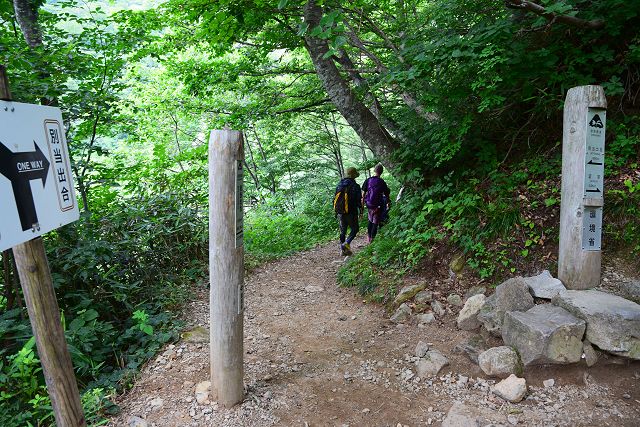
[361,163,391,243]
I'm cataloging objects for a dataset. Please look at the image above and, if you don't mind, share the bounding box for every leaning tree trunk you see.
[303,0,400,169]
[13,0,43,48]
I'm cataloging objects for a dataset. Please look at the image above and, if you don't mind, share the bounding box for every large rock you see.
[552,290,640,359]
[502,304,586,365]
[491,374,527,403]
[457,294,486,330]
[453,334,488,364]
[620,281,640,304]
[394,283,426,306]
[415,349,449,377]
[390,303,412,323]
[478,346,522,378]
[478,277,534,336]
[523,270,566,299]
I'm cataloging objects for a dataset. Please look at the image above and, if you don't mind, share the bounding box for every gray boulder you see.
[523,270,566,299]
[478,346,522,378]
[502,304,585,365]
[457,294,486,330]
[552,290,640,359]
[453,334,488,364]
[390,303,412,323]
[478,277,534,336]
[415,349,449,377]
[620,281,640,304]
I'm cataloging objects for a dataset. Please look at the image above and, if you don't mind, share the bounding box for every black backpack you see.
[333,187,350,214]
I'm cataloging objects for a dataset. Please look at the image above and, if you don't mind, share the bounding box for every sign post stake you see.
[558,85,606,290]
[1,65,86,426]
[209,129,244,407]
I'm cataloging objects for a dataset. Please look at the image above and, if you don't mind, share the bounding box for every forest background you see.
[0,0,639,425]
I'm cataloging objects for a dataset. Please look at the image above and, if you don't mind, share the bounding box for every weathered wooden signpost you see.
[209,129,245,407]
[558,85,606,289]
[0,65,86,426]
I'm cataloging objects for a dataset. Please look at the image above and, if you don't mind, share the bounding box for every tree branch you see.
[505,0,605,29]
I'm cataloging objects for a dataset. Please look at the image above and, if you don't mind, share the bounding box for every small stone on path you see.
[453,334,488,363]
[492,374,527,403]
[390,303,412,323]
[415,340,429,358]
[127,416,148,427]
[431,300,446,317]
[181,326,209,343]
[417,312,435,326]
[415,349,449,377]
[447,293,463,306]
[457,294,486,330]
[415,290,433,304]
[543,379,555,388]
[148,397,164,411]
[195,381,211,405]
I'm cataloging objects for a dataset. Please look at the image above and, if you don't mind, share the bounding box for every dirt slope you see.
[108,237,639,427]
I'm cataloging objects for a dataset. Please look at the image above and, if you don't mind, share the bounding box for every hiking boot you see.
[341,242,352,256]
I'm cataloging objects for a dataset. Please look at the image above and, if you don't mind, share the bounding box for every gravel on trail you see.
[108,237,640,427]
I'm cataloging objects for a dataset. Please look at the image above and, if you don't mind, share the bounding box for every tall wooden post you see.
[1,65,86,426]
[558,85,606,289]
[209,129,244,407]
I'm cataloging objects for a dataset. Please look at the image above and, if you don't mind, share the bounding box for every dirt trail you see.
[109,237,639,426]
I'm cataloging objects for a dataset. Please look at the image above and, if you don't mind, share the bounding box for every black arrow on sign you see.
[587,159,603,166]
[0,140,50,231]
[585,188,601,194]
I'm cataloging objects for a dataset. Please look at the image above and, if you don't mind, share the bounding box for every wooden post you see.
[209,129,244,407]
[1,65,86,426]
[558,85,606,289]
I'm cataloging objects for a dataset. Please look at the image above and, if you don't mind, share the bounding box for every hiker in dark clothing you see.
[334,167,362,256]
[362,163,391,243]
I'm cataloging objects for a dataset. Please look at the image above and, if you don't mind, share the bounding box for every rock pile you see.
[453,270,640,377]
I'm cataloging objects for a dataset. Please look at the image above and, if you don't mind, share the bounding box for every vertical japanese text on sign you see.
[45,120,74,211]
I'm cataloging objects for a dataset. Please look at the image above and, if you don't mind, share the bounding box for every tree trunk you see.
[12,0,43,48]
[303,0,400,169]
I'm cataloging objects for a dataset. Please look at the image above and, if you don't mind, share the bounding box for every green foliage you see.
[244,190,337,268]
